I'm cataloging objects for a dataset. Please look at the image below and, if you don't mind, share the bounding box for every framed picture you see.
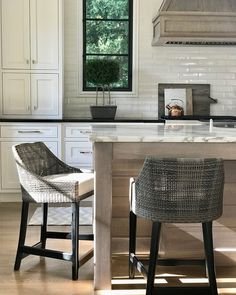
[164,88,193,116]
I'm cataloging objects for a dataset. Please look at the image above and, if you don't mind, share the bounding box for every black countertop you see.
[161,115,236,122]
[0,118,164,123]
[0,116,235,123]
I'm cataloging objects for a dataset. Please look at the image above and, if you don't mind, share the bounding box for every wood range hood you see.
[152,0,236,46]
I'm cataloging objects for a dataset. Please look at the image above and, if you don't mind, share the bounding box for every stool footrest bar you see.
[21,246,72,261]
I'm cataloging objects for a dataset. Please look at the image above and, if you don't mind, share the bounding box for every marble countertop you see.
[90,121,236,143]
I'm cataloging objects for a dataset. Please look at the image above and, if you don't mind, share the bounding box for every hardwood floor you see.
[1,202,236,295]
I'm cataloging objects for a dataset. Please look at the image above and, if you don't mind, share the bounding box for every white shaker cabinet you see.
[31,74,59,116]
[0,0,63,119]
[2,73,59,116]
[2,73,31,115]
[1,0,59,70]
[63,124,93,170]
[1,0,30,69]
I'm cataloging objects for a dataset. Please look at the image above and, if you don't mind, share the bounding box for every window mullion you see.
[86,18,129,22]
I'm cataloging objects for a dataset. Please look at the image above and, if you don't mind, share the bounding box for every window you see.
[83,0,133,91]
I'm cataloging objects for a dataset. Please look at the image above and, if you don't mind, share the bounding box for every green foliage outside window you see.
[83,0,132,91]
[86,0,129,19]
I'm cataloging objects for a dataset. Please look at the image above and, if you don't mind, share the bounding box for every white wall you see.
[64,0,236,119]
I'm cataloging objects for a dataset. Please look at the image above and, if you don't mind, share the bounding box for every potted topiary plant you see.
[85,59,120,120]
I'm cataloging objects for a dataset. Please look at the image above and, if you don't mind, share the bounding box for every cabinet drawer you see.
[1,125,58,138]
[65,142,93,166]
[64,126,91,140]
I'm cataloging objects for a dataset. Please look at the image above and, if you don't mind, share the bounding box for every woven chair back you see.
[132,157,224,223]
[13,142,68,176]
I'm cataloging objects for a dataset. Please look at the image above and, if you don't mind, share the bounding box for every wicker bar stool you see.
[129,157,224,295]
[12,142,94,280]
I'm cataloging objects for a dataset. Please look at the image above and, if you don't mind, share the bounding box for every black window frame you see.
[82,0,133,91]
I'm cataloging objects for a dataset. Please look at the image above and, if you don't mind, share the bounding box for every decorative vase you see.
[90,105,117,120]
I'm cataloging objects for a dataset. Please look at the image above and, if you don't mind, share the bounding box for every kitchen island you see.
[90,121,236,291]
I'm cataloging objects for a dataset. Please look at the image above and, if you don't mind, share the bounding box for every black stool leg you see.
[71,202,79,280]
[202,222,218,295]
[129,211,137,279]
[40,203,48,249]
[146,222,162,295]
[14,202,29,270]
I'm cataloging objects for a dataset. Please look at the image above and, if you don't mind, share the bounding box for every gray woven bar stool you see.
[129,157,224,295]
[12,142,94,280]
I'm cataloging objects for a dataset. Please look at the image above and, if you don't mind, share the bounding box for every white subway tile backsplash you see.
[216,73,235,80]
[213,86,236,93]
[208,80,227,86]
[226,80,236,86]
[63,0,236,119]
[188,67,209,73]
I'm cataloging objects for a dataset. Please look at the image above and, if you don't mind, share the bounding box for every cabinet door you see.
[2,73,31,115]
[65,142,93,169]
[1,0,59,70]
[30,0,59,69]
[1,141,58,191]
[31,74,59,116]
[1,0,30,69]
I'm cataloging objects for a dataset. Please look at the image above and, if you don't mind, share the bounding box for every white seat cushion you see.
[43,172,94,197]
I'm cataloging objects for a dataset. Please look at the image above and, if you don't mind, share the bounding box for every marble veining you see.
[90,122,236,143]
